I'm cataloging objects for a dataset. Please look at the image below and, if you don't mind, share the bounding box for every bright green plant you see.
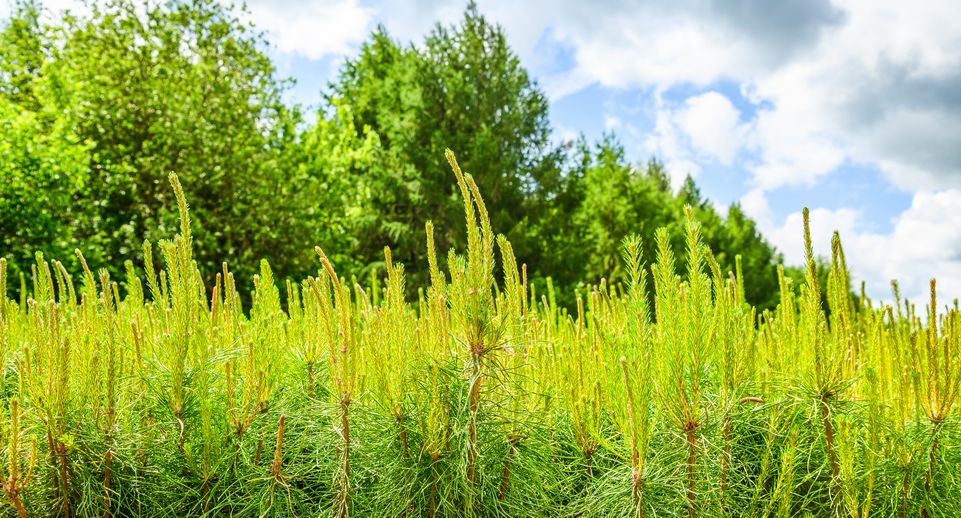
[0,153,958,518]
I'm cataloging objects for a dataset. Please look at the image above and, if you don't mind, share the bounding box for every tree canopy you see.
[1,0,787,309]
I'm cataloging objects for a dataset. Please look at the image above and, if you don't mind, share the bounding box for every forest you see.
[1,1,957,517]
[0,0,786,309]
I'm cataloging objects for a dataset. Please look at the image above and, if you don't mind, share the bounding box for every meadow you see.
[0,151,958,517]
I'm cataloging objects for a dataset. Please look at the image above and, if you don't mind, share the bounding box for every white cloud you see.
[642,101,701,189]
[738,188,773,230]
[762,190,961,304]
[245,0,375,60]
[747,104,846,189]
[480,0,961,192]
[675,92,746,166]
[503,0,961,303]
[638,91,749,188]
[603,114,622,132]
[744,0,961,190]
[375,0,463,46]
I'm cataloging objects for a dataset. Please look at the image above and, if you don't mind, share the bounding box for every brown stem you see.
[396,413,410,461]
[103,448,113,518]
[926,424,941,492]
[175,414,186,455]
[254,438,264,466]
[685,426,698,518]
[57,442,71,518]
[584,449,594,484]
[720,417,731,516]
[467,370,481,485]
[900,467,909,518]
[9,491,27,518]
[921,423,943,518]
[46,428,58,502]
[819,396,840,499]
[498,436,520,501]
[270,415,287,479]
[631,467,645,518]
[337,399,351,518]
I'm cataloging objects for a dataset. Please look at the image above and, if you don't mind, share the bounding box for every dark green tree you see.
[571,136,679,287]
[557,135,783,310]
[328,4,563,283]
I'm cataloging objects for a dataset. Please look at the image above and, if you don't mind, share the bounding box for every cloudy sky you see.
[7,0,961,304]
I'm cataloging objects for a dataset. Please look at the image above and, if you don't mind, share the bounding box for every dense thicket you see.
[1,0,783,308]
[0,164,956,517]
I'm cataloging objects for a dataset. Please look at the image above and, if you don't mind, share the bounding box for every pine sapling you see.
[1,400,36,518]
[919,279,959,516]
[801,208,842,503]
[316,246,355,518]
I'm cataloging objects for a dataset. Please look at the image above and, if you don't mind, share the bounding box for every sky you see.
[6,0,961,305]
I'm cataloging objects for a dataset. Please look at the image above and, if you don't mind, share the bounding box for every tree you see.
[1,0,314,293]
[0,96,91,285]
[558,135,783,310]
[718,203,781,309]
[292,102,387,276]
[328,4,564,284]
[1,0,789,311]
[570,136,678,287]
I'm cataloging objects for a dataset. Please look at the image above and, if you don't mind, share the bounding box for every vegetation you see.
[5,1,953,515]
[0,158,957,517]
[1,0,784,309]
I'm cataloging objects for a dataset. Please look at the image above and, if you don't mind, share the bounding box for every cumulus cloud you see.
[244,0,374,60]
[753,189,961,304]
[506,0,961,301]
[642,101,702,188]
[501,0,843,91]
[744,1,961,190]
[374,0,463,46]
[637,90,749,188]
[481,0,961,191]
[674,92,747,166]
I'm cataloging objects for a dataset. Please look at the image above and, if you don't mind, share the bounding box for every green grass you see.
[0,150,959,517]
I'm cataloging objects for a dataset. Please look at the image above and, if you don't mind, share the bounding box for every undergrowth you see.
[0,150,959,517]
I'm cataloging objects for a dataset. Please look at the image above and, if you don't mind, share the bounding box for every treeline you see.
[1,0,786,308]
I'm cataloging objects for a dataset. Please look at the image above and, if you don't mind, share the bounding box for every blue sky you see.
[6,0,961,304]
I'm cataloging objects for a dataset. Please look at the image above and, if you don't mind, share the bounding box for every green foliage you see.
[0,0,783,311]
[0,164,957,517]
[328,4,564,285]
[541,135,782,309]
[0,95,90,284]
[0,0,311,295]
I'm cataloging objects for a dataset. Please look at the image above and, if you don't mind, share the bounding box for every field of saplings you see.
[0,152,958,517]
